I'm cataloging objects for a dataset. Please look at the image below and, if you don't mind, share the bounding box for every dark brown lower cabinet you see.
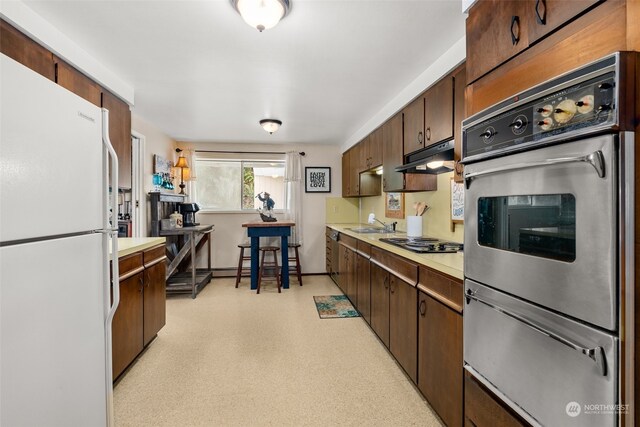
[370,263,390,347]
[143,260,166,346]
[356,252,371,323]
[418,291,462,427]
[112,271,144,379]
[112,244,166,380]
[464,370,527,427]
[389,275,417,382]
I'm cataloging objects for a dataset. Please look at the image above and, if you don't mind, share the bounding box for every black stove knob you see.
[536,107,549,113]
[598,82,613,90]
[480,126,496,141]
[575,101,585,107]
[508,118,526,129]
[597,104,612,112]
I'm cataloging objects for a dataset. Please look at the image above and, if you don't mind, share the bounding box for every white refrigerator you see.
[0,54,119,426]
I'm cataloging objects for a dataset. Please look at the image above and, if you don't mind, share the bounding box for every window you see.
[194,157,286,212]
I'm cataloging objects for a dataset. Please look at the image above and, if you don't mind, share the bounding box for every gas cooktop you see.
[379,237,463,254]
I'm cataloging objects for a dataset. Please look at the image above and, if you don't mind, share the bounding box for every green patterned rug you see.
[313,295,360,319]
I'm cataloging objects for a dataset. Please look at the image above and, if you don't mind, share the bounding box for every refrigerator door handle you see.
[102,108,118,427]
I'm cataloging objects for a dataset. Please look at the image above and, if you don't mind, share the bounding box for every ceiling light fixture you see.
[231,0,291,32]
[260,119,282,134]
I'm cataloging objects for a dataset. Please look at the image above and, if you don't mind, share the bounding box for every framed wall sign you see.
[385,192,404,219]
[450,178,464,231]
[305,167,331,193]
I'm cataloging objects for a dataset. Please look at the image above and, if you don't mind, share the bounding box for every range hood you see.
[394,139,455,174]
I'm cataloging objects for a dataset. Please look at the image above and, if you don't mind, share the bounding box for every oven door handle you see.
[465,289,607,376]
[464,150,605,189]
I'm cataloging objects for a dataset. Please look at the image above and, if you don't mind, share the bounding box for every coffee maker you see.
[179,203,200,227]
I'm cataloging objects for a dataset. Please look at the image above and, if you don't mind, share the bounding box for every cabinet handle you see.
[383,276,389,290]
[419,300,427,316]
[417,131,423,144]
[510,15,520,45]
[383,178,386,190]
[390,283,395,294]
[425,127,431,141]
[535,0,546,25]
[138,276,143,292]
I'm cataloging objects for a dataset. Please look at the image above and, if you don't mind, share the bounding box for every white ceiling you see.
[22,0,466,146]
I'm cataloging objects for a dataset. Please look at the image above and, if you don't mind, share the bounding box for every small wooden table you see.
[242,221,295,290]
[161,224,213,298]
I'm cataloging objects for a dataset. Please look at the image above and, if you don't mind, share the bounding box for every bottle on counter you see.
[170,211,183,228]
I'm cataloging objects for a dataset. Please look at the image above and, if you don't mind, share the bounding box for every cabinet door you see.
[345,248,357,305]
[348,146,360,195]
[453,63,466,183]
[402,95,425,156]
[143,261,166,346]
[369,127,383,169]
[464,370,527,427]
[112,272,144,379]
[418,293,463,427]
[55,58,101,107]
[370,263,390,347]
[338,243,348,292]
[382,113,405,192]
[527,0,600,44]
[341,151,350,197]
[356,253,371,323]
[0,19,55,81]
[102,90,132,189]
[389,275,417,382]
[466,0,531,83]
[424,76,454,146]
[357,136,369,172]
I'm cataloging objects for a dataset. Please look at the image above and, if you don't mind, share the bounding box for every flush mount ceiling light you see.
[231,0,291,32]
[260,119,282,134]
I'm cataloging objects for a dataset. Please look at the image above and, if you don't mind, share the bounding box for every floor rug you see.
[313,295,360,319]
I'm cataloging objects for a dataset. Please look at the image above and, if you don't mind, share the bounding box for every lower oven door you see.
[464,133,617,331]
[464,280,618,427]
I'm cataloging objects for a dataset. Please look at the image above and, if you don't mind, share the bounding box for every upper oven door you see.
[464,134,617,331]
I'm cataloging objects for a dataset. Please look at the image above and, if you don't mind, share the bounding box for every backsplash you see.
[359,172,464,242]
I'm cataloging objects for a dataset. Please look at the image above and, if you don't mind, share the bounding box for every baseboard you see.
[210,268,329,278]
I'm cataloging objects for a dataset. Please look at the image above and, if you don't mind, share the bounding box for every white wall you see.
[179,142,342,274]
[131,113,177,237]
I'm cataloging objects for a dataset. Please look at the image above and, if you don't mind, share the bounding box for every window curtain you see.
[185,149,196,202]
[284,151,303,245]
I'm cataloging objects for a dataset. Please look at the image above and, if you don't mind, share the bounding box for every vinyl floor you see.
[114,275,443,426]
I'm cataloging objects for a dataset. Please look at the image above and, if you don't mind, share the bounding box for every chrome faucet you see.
[368,213,397,232]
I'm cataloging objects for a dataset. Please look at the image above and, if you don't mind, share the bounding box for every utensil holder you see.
[407,216,422,238]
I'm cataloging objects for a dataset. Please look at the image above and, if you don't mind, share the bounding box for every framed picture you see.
[450,178,464,231]
[305,167,331,193]
[154,154,173,174]
[385,192,404,219]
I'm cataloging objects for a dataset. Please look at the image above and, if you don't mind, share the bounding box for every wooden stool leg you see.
[235,247,244,288]
[257,249,266,294]
[273,250,281,293]
[294,246,302,286]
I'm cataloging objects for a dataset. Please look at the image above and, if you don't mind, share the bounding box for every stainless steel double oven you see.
[462,53,635,426]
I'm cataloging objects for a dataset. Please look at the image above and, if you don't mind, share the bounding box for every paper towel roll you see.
[407,216,422,238]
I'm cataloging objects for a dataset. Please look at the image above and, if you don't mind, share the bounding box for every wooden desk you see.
[242,221,295,290]
[161,224,213,298]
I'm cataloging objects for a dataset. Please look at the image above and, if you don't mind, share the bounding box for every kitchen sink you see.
[347,227,389,234]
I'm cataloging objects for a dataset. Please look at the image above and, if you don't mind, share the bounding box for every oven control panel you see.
[463,58,618,163]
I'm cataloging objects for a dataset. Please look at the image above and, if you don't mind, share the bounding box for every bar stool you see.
[257,246,281,294]
[287,243,303,286]
[235,242,251,288]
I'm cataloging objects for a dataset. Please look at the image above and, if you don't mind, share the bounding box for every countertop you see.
[327,224,463,280]
[113,237,166,259]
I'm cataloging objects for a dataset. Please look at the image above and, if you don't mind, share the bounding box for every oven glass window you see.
[477,194,576,262]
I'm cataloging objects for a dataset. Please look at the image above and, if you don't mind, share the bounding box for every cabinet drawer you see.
[371,247,418,285]
[417,266,463,313]
[339,234,357,251]
[118,252,143,281]
[356,240,372,258]
[143,244,165,267]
